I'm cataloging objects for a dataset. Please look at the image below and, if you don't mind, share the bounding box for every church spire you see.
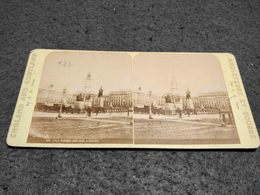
[84,65,91,94]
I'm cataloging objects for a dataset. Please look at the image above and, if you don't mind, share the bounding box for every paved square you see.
[134,117,239,144]
[28,116,133,144]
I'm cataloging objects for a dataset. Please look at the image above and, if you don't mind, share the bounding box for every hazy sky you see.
[133,53,227,96]
[39,52,227,97]
[40,52,132,95]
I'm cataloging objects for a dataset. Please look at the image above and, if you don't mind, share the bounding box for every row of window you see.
[37,89,230,109]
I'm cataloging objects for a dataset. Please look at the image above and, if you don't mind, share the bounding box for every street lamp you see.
[148,91,153,119]
[123,99,130,117]
[57,88,67,118]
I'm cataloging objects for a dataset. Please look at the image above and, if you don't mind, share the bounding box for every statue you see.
[165,94,172,103]
[98,86,103,97]
[96,86,104,115]
[186,89,194,116]
[186,89,191,99]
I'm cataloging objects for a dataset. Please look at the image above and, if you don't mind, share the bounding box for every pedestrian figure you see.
[177,108,182,119]
[201,104,205,113]
[96,107,99,115]
[109,101,113,114]
[86,106,92,117]
[218,108,222,118]
[96,86,104,116]
[176,99,183,119]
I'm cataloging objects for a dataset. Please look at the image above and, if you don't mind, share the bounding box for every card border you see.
[6,49,260,149]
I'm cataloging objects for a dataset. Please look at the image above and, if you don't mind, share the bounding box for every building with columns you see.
[36,88,75,106]
[109,90,132,107]
[193,91,230,110]
[36,87,232,114]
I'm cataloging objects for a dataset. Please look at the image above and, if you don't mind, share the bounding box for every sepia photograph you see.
[133,53,240,144]
[25,51,242,145]
[27,52,133,144]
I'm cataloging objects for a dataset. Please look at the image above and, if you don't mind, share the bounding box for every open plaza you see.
[28,111,239,144]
